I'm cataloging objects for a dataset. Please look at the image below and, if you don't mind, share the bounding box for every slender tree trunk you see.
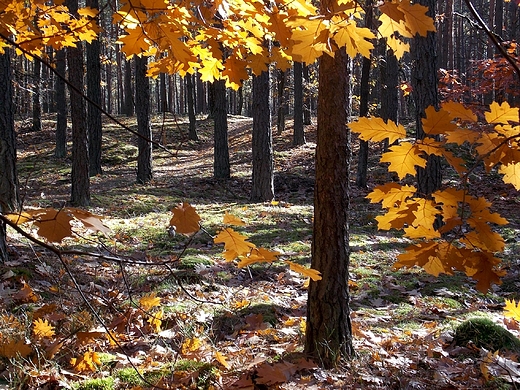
[32,59,41,132]
[0,50,20,262]
[355,54,371,189]
[213,80,230,179]
[303,65,312,125]
[67,0,90,206]
[55,49,67,158]
[293,61,306,146]
[123,58,133,116]
[276,70,286,135]
[135,56,153,184]
[251,70,274,202]
[87,0,102,176]
[186,74,198,141]
[412,0,442,196]
[305,48,354,368]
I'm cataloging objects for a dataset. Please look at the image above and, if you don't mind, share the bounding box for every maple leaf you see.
[349,117,406,144]
[169,202,201,235]
[0,339,32,358]
[500,163,520,190]
[484,101,519,124]
[139,292,161,311]
[285,261,322,281]
[33,318,55,339]
[223,211,246,226]
[380,142,427,179]
[214,228,256,259]
[70,350,102,372]
[504,299,520,321]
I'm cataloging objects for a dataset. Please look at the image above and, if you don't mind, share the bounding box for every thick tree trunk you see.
[251,70,274,202]
[67,0,90,207]
[87,0,103,176]
[135,56,153,184]
[213,80,230,179]
[55,49,67,158]
[412,0,442,196]
[293,61,306,146]
[305,49,353,368]
[0,50,20,262]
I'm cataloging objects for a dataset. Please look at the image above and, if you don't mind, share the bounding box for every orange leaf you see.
[380,142,427,179]
[139,292,161,311]
[214,228,256,259]
[13,281,39,303]
[500,163,520,190]
[398,1,437,36]
[349,117,406,144]
[32,208,74,242]
[504,299,520,321]
[285,261,322,281]
[0,339,32,358]
[215,351,231,369]
[67,208,110,234]
[33,318,55,339]
[421,106,457,135]
[441,101,477,122]
[181,337,202,355]
[484,101,519,124]
[169,202,201,235]
[366,183,416,208]
[70,350,101,372]
[223,211,246,226]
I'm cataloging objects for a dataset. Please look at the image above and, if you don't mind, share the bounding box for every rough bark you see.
[186,74,198,141]
[67,0,90,207]
[293,61,306,146]
[305,48,354,368]
[55,49,67,158]
[303,64,312,125]
[251,70,274,202]
[87,0,102,176]
[123,58,133,116]
[32,59,42,133]
[355,49,372,188]
[412,0,442,196]
[135,56,153,184]
[276,70,286,135]
[0,50,20,262]
[213,80,230,179]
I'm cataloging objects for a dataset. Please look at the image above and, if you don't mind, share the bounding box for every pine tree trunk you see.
[123,58,133,116]
[276,69,286,135]
[55,49,67,158]
[135,56,153,184]
[32,59,41,133]
[186,74,198,141]
[305,48,354,368]
[293,61,306,146]
[251,70,274,202]
[213,80,230,179]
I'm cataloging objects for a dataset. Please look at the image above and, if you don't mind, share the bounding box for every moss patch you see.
[454,317,520,353]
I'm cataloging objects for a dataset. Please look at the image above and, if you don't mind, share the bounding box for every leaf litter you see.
[0,114,519,388]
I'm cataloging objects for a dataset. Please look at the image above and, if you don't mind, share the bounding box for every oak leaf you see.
[441,101,477,122]
[147,308,163,333]
[504,299,520,321]
[380,142,427,179]
[398,1,437,36]
[223,211,246,226]
[421,106,457,135]
[139,292,161,311]
[484,101,519,124]
[285,261,322,281]
[214,228,256,259]
[366,183,416,208]
[181,337,202,355]
[499,163,520,190]
[70,350,101,372]
[33,318,55,339]
[0,339,32,358]
[349,117,406,144]
[215,351,231,369]
[169,202,201,235]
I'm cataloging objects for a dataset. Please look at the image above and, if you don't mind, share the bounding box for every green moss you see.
[454,317,520,353]
[116,367,141,385]
[74,377,114,390]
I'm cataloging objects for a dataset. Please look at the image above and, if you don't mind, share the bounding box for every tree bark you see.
[32,59,41,133]
[213,79,230,179]
[87,0,103,176]
[293,61,306,146]
[276,70,286,135]
[55,49,67,158]
[135,56,153,184]
[305,48,354,368]
[303,64,312,125]
[0,50,20,262]
[186,73,198,141]
[412,0,442,196]
[251,70,274,202]
[123,58,134,116]
[67,0,90,207]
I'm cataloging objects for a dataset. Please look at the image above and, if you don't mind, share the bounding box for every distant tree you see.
[135,56,153,184]
[123,58,133,116]
[32,59,41,132]
[55,49,67,158]
[0,50,20,262]
[251,70,274,201]
[303,64,312,125]
[86,0,102,176]
[276,69,286,135]
[67,0,90,207]
[186,73,198,141]
[213,79,230,179]
[293,61,306,146]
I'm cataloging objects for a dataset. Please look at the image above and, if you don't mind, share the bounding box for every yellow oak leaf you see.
[444,128,480,145]
[199,56,224,82]
[380,142,427,179]
[169,202,201,235]
[504,299,520,321]
[332,20,375,59]
[285,261,322,281]
[375,200,418,230]
[432,188,465,208]
[416,137,444,157]
[403,225,441,239]
[462,227,505,253]
[393,241,439,271]
[499,163,520,190]
[349,117,406,144]
[398,1,437,36]
[366,183,416,208]
[118,28,151,57]
[214,228,256,258]
[237,247,280,268]
[441,101,477,122]
[223,211,246,226]
[215,351,231,369]
[70,350,101,372]
[441,149,467,174]
[411,198,440,228]
[422,106,458,135]
[484,101,519,124]
[463,251,505,293]
[0,339,32,358]
[378,13,413,40]
[181,337,202,355]
[4,211,33,225]
[147,308,163,333]
[139,292,161,311]
[33,318,55,339]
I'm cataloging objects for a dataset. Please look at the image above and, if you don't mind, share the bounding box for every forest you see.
[0,0,520,388]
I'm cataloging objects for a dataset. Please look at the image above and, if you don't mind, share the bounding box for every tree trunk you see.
[276,69,286,135]
[0,50,20,262]
[87,0,102,176]
[123,58,133,116]
[135,56,153,184]
[412,0,442,196]
[303,65,312,125]
[186,73,198,141]
[213,80,230,179]
[67,0,90,207]
[55,49,67,158]
[32,59,41,133]
[251,70,274,202]
[293,61,306,146]
[305,48,354,368]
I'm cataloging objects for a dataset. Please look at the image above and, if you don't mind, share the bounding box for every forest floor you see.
[1,113,520,389]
